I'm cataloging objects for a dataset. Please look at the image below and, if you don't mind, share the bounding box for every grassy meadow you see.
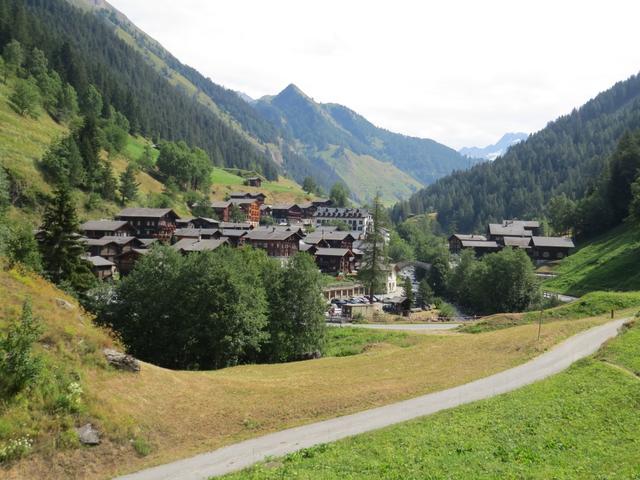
[544,223,640,296]
[223,321,640,480]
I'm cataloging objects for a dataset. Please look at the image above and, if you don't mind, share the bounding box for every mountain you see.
[392,72,640,231]
[255,84,469,204]
[460,132,529,161]
[31,0,474,204]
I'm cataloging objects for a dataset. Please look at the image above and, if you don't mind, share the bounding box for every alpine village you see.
[0,1,639,479]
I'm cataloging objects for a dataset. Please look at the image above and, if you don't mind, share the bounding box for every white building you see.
[313,207,372,232]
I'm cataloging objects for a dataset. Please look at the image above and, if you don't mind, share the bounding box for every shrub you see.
[0,436,33,463]
[0,299,43,397]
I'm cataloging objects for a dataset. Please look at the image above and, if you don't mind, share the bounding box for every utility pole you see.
[537,310,543,342]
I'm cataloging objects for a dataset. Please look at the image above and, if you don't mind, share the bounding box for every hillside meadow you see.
[0,267,626,479]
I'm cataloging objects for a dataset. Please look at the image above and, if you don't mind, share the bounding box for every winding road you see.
[116,318,627,480]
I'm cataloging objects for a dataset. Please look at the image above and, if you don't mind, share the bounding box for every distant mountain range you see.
[60,0,474,205]
[459,133,529,161]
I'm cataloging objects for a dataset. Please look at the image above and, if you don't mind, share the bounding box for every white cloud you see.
[108,0,640,149]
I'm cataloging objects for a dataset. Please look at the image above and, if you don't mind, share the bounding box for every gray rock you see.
[55,297,75,310]
[76,423,100,445]
[103,348,141,372]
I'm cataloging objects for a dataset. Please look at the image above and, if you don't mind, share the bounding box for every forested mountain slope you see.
[392,72,640,231]
[256,84,467,203]
[2,0,280,179]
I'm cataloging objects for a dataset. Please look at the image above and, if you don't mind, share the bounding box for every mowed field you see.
[225,320,640,480]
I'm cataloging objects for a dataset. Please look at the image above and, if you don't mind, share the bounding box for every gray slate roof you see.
[80,220,130,232]
[85,255,115,267]
[314,248,353,257]
[461,240,500,249]
[531,236,575,248]
[116,208,177,218]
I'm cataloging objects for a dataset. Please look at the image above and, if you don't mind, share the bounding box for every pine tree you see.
[9,77,40,118]
[2,39,23,79]
[119,164,139,204]
[39,184,93,291]
[417,279,434,308]
[403,276,414,307]
[358,192,389,302]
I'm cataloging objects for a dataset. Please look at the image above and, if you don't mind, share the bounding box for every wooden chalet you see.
[314,248,355,274]
[115,208,179,241]
[83,236,143,262]
[80,220,134,239]
[312,198,333,208]
[243,228,302,257]
[219,229,248,247]
[176,217,220,229]
[449,234,490,254]
[245,177,262,187]
[270,204,303,224]
[210,201,232,222]
[230,198,261,224]
[305,231,356,250]
[85,256,116,280]
[530,236,575,260]
[297,201,317,219]
[230,191,266,205]
[173,228,222,242]
[115,248,149,276]
[487,220,540,241]
[384,296,412,316]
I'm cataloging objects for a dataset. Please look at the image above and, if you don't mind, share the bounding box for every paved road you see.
[328,322,461,331]
[116,319,627,480]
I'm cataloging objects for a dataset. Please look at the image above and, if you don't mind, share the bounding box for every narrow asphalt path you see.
[327,322,461,331]
[116,318,627,480]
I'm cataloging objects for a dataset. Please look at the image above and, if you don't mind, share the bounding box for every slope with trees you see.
[392,72,640,231]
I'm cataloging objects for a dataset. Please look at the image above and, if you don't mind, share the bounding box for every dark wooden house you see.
[230,191,266,205]
[84,236,143,262]
[314,248,355,274]
[85,256,116,280]
[243,229,302,257]
[80,220,135,239]
[531,236,575,260]
[245,177,262,187]
[270,204,303,224]
[115,208,179,241]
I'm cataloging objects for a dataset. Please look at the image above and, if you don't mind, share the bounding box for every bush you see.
[0,436,33,463]
[0,300,43,397]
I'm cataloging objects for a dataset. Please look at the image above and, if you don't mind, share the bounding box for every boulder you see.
[76,423,100,445]
[55,297,75,310]
[103,348,141,372]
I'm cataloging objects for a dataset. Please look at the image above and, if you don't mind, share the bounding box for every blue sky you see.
[109,0,640,149]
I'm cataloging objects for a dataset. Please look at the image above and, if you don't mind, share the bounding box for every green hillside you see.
[320,146,422,205]
[544,223,640,296]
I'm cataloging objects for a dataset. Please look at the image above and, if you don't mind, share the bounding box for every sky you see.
[107,0,640,150]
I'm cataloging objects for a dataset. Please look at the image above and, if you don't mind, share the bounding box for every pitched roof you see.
[173,238,229,252]
[299,243,317,252]
[84,236,140,247]
[460,240,500,249]
[220,229,248,237]
[210,201,231,208]
[531,236,575,248]
[450,234,487,241]
[80,220,131,232]
[314,248,353,257]
[305,231,355,243]
[271,203,300,211]
[84,255,115,267]
[244,229,300,241]
[219,222,253,230]
[503,237,532,248]
[174,228,220,238]
[230,191,265,198]
[116,208,177,219]
[488,223,532,237]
